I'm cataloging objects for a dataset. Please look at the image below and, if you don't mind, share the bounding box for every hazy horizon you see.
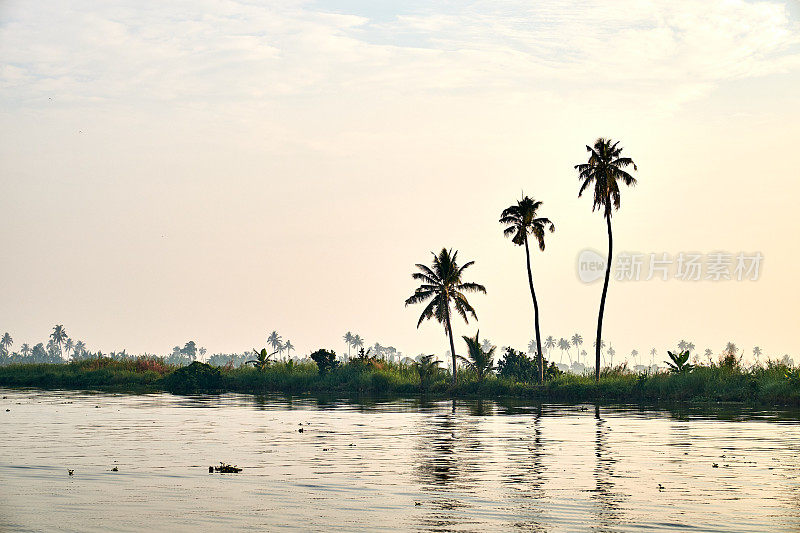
[2,0,799,362]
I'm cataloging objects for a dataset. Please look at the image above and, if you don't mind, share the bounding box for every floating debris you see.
[212,462,242,474]
[658,483,664,491]
[712,463,719,468]
[68,470,74,476]
[298,428,304,433]
[111,466,118,472]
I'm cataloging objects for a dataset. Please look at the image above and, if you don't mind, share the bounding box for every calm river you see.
[2,388,800,531]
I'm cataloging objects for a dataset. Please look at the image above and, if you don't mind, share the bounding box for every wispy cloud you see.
[1,0,798,111]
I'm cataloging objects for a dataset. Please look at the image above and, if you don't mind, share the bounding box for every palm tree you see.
[677,340,688,352]
[650,347,657,366]
[575,138,638,380]
[571,334,583,364]
[481,338,493,353]
[527,339,536,354]
[544,336,556,359]
[500,195,555,382]
[343,332,354,359]
[459,331,496,382]
[50,325,68,360]
[405,248,486,385]
[20,343,31,358]
[199,347,207,361]
[267,331,282,355]
[64,338,74,360]
[631,349,639,366]
[1,333,12,355]
[704,348,713,365]
[558,338,570,364]
[607,345,616,366]
[753,346,762,363]
[74,341,86,360]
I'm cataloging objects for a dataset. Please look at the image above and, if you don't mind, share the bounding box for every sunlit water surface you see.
[2,388,800,532]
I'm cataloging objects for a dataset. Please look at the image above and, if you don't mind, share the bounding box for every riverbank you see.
[0,358,798,405]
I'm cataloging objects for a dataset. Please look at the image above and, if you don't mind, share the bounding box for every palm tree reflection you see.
[592,404,624,528]
[413,400,482,529]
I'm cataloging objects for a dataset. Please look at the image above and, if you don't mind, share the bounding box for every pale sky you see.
[1,0,799,363]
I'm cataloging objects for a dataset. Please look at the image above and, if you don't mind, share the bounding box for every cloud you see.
[0,0,798,112]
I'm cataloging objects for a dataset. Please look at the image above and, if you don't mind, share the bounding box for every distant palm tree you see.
[527,339,536,355]
[343,332,354,359]
[50,325,68,360]
[571,334,583,364]
[631,349,639,366]
[752,346,762,362]
[704,348,713,364]
[650,347,657,365]
[558,338,570,364]
[352,335,364,355]
[500,195,555,383]
[267,331,282,355]
[74,341,86,359]
[405,248,486,385]
[607,345,616,366]
[575,138,638,380]
[687,342,695,354]
[199,347,207,361]
[677,340,688,352]
[1,333,12,355]
[284,340,294,358]
[20,343,31,358]
[481,338,492,353]
[64,338,74,360]
[545,336,556,359]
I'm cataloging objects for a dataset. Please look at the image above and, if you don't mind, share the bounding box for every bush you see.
[310,349,339,374]
[162,361,222,393]
[498,348,561,381]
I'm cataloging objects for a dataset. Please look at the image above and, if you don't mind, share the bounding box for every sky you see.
[1,0,799,364]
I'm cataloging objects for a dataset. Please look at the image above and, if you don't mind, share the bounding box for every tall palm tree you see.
[284,340,294,359]
[704,348,713,364]
[631,349,639,366]
[343,332,354,359]
[267,331,282,355]
[607,345,616,366]
[650,347,657,366]
[20,343,31,358]
[50,325,68,360]
[1,333,12,355]
[199,347,207,361]
[575,138,638,380]
[500,196,555,383]
[571,334,583,364]
[752,346,762,363]
[405,248,486,385]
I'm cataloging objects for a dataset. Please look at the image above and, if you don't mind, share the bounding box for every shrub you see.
[162,361,222,393]
[310,349,339,374]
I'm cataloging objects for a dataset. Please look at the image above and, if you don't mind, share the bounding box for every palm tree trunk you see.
[445,307,457,386]
[595,210,613,381]
[524,237,544,383]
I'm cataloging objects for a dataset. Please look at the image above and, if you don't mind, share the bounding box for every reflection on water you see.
[2,389,800,532]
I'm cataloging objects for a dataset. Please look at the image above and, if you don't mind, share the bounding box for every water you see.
[2,389,800,532]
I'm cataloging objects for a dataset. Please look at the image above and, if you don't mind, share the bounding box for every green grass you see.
[1,357,799,406]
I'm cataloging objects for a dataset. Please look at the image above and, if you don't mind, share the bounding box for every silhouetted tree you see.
[575,138,638,380]
[405,248,486,385]
[500,196,555,382]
